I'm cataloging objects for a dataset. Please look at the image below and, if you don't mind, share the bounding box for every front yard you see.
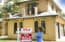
[0,40,16,42]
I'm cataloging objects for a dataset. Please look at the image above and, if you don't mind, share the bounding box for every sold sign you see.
[20,28,32,42]
[21,28,32,33]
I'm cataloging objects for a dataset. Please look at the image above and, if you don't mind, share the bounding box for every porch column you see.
[59,24,62,38]
[60,24,64,37]
[53,6,56,13]
[34,7,38,16]
[29,10,32,16]
[48,3,53,13]
[23,8,26,16]
[17,22,20,28]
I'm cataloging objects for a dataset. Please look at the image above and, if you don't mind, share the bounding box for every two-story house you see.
[0,0,65,41]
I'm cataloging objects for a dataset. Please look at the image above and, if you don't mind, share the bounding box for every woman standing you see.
[35,27,44,42]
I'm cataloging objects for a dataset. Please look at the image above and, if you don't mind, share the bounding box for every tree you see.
[0,0,20,18]
[0,7,3,18]
[3,1,14,13]
[4,1,20,14]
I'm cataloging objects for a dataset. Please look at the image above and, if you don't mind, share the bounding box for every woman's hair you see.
[38,27,43,32]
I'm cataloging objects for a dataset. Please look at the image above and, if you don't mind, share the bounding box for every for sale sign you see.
[20,28,32,42]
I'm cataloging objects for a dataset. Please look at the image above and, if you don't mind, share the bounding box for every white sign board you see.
[20,28,32,42]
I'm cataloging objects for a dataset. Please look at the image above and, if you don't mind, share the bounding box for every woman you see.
[35,27,44,42]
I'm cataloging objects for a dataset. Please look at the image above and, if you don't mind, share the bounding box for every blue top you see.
[35,32,43,42]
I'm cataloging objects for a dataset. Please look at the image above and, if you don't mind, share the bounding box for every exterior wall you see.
[2,21,6,36]
[17,0,48,15]
[0,22,2,36]
[8,19,19,39]
[7,18,34,39]
[23,18,34,32]
[7,16,56,40]
[38,0,48,12]
[56,16,65,41]
[0,21,8,36]
[56,16,65,24]
[44,16,56,41]
[48,0,62,15]
[19,3,26,15]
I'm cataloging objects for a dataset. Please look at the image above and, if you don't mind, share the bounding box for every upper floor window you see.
[51,3,54,11]
[56,9,57,12]
[52,5,54,10]
[27,2,37,15]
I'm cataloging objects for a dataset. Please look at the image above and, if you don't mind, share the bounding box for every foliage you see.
[0,7,3,18]
[2,1,19,15]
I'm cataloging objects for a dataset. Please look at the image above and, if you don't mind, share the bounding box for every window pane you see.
[57,23,60,38]
[19,22,23,28]
[62,24,65,36]
[41,21,46,28]
[41,21,46,33]
[14,22,17,34]
[27,3,37,15]
[34,21,38,32]
[19,22,23,31]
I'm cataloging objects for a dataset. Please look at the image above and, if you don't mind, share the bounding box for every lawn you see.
[0,40,8,42]
[0,40,16,42]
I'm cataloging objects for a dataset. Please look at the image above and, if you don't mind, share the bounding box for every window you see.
[27,2,37,15]
[51,5,54,10]
[41,21,46,33]
[57,23,60,38]
[34,21,38,32]
[14,22,17,34]
[56,8,58,13]
[62,24,65,36]
[19,22,23,28]
[19,22,23,31]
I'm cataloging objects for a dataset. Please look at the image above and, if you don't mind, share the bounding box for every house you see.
[0,0,65,41]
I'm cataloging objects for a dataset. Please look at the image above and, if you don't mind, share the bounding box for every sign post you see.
[16,28,20,42]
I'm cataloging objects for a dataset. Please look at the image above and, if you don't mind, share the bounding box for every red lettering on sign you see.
[23,29,30,31]
[20,33,32,40]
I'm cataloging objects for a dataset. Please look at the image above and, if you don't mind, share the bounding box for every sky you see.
[54,0,65,13]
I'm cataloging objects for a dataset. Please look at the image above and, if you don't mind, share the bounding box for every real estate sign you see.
[20,28,32,42]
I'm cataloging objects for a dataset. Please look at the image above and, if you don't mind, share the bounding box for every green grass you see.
[0,40,9,42]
